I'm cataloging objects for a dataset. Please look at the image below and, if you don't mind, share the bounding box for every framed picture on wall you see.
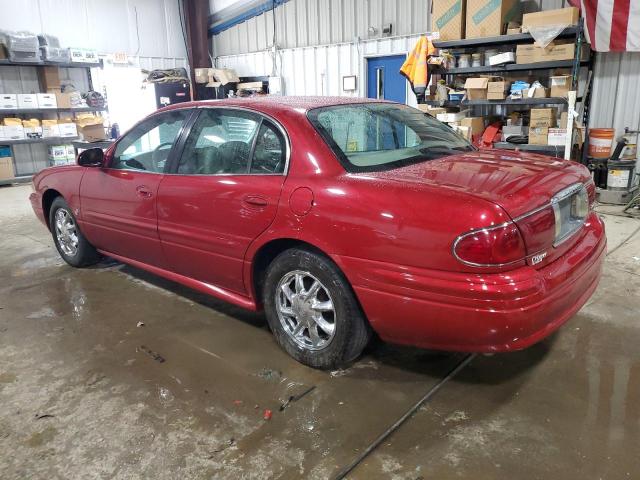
[342,75,357,92]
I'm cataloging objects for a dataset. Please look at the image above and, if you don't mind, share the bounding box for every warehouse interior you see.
[1,1,640,478]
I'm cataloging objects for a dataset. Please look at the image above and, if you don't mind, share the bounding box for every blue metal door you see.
[366,55,407,104]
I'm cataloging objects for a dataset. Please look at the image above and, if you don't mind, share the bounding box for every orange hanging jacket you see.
[400,36,436,97]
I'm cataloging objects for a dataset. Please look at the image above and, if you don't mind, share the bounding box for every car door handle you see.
[243,195,268,207]
[136,185,153,198]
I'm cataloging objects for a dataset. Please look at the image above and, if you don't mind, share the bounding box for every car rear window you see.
[307,103,474,173]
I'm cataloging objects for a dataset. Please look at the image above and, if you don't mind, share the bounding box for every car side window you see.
[249,122,286,174]
[111,110,190,173]
[177,109,260,175]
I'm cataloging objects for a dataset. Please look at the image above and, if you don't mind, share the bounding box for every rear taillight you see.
[453,222,526,267]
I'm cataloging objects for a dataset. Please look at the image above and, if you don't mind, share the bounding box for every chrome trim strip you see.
[128,104,292,178]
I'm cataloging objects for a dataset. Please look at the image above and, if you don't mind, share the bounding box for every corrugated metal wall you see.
[213,0,640,142]
[590,53,640,134]
[217,34,422,104]
[213,0,431,56]
[0,0,187,58]
[211,0,573,57]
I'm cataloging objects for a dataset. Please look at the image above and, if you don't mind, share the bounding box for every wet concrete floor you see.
[1,184,639,479]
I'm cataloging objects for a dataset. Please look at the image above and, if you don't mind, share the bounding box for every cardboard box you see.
[46,89,73,109]
[530,108,557,127]
[522,7,579,32]
[502,125,529,141]
[436,110,469,122]
[212,68,240,85]
[2,117,22,126]
[548,128,567,146]
[516,41,575,64]
[0,94,18,109]
[507,112,523,126]
[550,75,571,97]
[194,68,212,84]
[0,157,15,180]
[529,127,549,145]
[418,106,448,117]
[17,94,38,109]
[525,86,549,98]
[466,0,520,38]
[23,118,42,138]
[1,125,25,140]
[38,67,61,90]
[43,124,61,138]
[36,93,57,109]
[433,0,466,41]
[58,123,78,138]
[78,124,106,142]
[487,80,510,100]
[464,77,489,100]
[488,51,515,66]
[453,125,472,140]
[461,116,486,135]
[560,111,568,128]
[48,145,67,161]
[66,144,76,162]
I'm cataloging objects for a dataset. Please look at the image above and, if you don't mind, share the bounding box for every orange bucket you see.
[588,128,615,158]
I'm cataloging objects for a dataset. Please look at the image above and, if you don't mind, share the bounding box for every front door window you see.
[111,110,191,173]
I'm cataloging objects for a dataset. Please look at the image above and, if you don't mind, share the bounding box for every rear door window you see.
[176,109,286,175]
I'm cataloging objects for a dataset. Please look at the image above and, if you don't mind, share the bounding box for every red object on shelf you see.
[478,122,502,148]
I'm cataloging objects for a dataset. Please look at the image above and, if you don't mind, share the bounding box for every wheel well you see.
[251,239,329,303]
[42,189,62,230]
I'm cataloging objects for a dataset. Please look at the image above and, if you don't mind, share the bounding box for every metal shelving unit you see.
[425,97,573,107]
[0,58,105,182]
[1,136,79,145]
[0,59,101,69]
[433,59,588,76]
[428,21,593,158]
[431,26,580,49]
[493,142,566,154]
[0,107,105,115]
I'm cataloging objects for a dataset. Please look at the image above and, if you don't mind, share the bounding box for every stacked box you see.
[433,0,466,41]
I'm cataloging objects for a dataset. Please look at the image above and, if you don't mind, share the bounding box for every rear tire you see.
[49,197,101,267]
[263,248,371,369]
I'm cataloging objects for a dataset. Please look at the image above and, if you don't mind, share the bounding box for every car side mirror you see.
[77,148,104,167]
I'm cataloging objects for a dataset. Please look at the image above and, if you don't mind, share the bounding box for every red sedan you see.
[29,97,605,369]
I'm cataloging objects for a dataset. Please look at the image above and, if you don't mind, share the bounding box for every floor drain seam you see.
[333,353,476,480]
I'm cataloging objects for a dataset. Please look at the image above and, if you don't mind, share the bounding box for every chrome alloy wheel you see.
[54,209,79,257]
[276,270,336,351]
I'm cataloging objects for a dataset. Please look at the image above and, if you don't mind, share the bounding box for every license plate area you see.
[552,183,589,247]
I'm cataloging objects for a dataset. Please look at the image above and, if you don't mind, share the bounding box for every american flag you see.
[579,0,640,52]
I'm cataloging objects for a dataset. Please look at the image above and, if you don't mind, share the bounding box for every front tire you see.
[50,197,101,267]
[263,248,371,369]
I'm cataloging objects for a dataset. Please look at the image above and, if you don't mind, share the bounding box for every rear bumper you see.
[337,213,606,352]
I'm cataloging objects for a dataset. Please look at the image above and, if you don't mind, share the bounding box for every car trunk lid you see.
[362,149,593,267]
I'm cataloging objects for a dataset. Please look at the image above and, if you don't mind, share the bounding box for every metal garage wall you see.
[216,34,422,104]
[590,53,640,135]
[0,0,187,59]
[213,0,431,56]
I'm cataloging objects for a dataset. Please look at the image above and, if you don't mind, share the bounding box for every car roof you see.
[158,95,393,115]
